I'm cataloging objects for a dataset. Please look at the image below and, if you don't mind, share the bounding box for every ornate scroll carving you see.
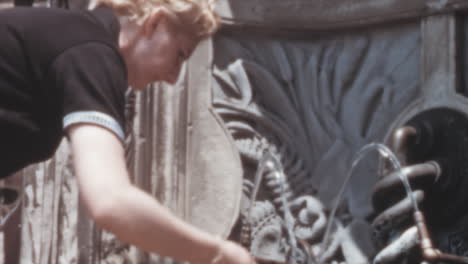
[212,21,421,262]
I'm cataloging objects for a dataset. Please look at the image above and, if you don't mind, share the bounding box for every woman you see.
[0,0,255,263]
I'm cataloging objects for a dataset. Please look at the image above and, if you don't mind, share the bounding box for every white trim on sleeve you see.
[63,111,125,141]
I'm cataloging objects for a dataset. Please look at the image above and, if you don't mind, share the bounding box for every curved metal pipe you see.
[374,162,440,194]
[390,126,468,263]
[392,126,418,166]
[372,162,441,211]
[414,211,468,263]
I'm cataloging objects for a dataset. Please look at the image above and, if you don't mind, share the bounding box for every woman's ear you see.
[143,8,165,37]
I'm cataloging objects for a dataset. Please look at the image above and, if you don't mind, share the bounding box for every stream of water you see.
[250,150,300,264]
[320,143,419,262]
[319,143,418,261]
[249,143,419,264]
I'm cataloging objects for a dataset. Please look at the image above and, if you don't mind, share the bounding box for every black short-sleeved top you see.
[0,6,127,178]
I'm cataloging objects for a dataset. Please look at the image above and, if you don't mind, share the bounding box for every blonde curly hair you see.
[89,0,219,38]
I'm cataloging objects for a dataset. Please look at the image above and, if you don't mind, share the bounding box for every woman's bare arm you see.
[67,124,254,264]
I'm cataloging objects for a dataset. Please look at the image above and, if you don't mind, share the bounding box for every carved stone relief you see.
[212,21,421,262]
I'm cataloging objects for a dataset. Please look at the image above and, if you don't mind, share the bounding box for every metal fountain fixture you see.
[381,14,468,263]
[386,111,468,264]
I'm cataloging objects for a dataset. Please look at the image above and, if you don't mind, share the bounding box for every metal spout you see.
[414,211,468,263]
[392,126,418,165]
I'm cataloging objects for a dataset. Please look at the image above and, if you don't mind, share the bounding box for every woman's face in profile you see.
[128,14,198,90]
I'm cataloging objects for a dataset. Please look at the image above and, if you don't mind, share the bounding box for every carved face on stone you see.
[250,220,287,263]
[247,201,288,263]
[290,196,327,242]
